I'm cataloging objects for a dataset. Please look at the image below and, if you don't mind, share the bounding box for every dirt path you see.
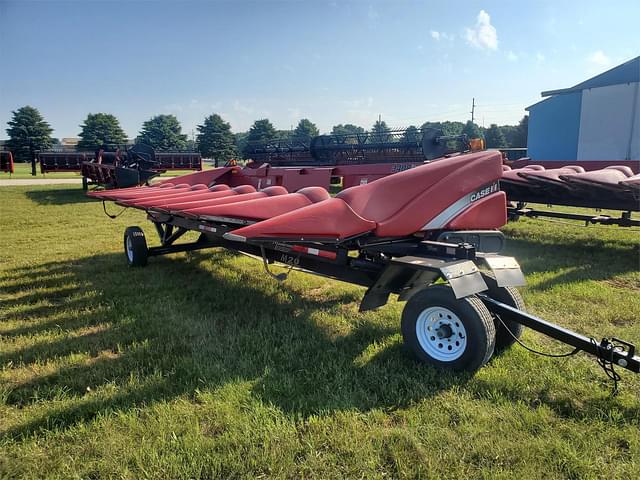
[0,178,83,186]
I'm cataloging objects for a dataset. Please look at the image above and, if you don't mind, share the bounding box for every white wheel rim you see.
[126,236,134,262]
[416,306,467,361]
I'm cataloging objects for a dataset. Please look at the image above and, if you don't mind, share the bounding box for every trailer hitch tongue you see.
[478,294,639,393]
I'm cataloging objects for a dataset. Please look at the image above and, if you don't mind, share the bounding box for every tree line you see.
[3,105,528,163]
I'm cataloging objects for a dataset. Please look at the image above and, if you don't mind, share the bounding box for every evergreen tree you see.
[196,114,236,165]
[5,106,53,162]
[243,119,277,157]
[291,118,319,143]
[78,113,127,150]
[484,123,507,148]
[137,114,188,151]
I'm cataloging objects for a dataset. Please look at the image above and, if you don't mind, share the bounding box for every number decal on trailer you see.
[280,254,300,266]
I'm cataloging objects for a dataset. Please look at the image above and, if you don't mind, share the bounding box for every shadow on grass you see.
[25,188,92,205]
[2,248,637,440]
[0,251,471,440]
[504,236,640,291]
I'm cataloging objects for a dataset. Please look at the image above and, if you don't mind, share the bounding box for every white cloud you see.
[465,10,498,50]
[507,50,518,61]
[430,30,452,42]
[587,50,611,67]
[536,52,545,63]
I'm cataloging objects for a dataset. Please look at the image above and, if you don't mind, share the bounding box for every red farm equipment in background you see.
[37,145,202,189]
[1,150,14,174]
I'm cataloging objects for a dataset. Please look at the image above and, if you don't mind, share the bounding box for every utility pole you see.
[470,98,475,123]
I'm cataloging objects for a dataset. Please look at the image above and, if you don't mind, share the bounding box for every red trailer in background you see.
[1,150,14,174]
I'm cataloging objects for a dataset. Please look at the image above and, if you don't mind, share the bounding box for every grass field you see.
[4,162,208,180]
[1,185,639,478]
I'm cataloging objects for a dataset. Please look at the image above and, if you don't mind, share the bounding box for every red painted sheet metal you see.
[127,189,240,209]
[445,192,507,230]
[161,192,268,213]
[337,151,503,237]
[193,193,313,220]
[114,185,207,205]
[229,198,377,241]
[89,183,192,200]
[122,184,252,208]
[510,159,640,174]
[559,166,635,190]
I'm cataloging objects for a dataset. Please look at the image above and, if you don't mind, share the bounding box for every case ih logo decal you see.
[470,182,499,203]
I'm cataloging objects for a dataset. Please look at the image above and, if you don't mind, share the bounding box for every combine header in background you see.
[502,165,640,227]
[0,150,14,174]
[37,145,202,189]
[246,127,482,166]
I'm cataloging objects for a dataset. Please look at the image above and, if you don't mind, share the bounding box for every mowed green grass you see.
[5,162,81,179]
[0,186,639,478]
[4,162,210,180]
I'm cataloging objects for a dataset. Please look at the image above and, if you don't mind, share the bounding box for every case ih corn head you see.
[89,148,639,388]
[502,164,640,226]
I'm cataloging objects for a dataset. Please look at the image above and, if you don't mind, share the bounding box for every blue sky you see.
[1,0,638,139]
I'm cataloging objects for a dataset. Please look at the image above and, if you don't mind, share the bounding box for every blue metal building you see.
[526,56,639,167]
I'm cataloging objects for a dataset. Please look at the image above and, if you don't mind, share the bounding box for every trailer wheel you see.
[401,285,495,372]
[482,273,525,351]
[124,226,148,267]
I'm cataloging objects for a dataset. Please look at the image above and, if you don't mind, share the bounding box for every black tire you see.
[401,285,496,372]
[82,176,88,191]
[481,273,526,351]
[124,226,148,267]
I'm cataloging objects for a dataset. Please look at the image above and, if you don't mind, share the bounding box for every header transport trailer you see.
[89,149,639,392]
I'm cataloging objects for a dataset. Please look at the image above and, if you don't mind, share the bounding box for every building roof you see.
[526,56,640,110]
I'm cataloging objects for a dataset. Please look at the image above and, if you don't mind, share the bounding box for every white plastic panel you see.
[577,82,639,161]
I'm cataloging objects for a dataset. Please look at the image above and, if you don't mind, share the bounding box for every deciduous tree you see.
[331,124,365,136]
[462,120,482,139]
[484,123,507,148]
[512,115,529,147]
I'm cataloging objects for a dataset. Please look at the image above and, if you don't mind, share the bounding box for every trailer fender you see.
[478,255,526,287]
[360,256,488,312]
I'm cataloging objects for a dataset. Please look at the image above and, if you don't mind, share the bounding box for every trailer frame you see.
[116,209,640,381]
